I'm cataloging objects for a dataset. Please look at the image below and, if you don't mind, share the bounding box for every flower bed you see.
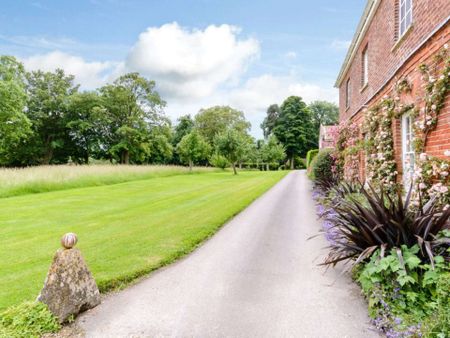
[311,178,449,337]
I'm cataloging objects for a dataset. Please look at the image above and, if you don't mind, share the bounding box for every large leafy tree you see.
[214,128,247,175]
[260,104,280,139]
[261,135,286,170]
[172,115,194,164]
[309,100,339,148]
[25,69,79,164]
[195,106,251,145]
[66,91,108,163]
[0,56,31,166]
[176,129,210,170]
[273,96,313,169]
[173,115,194,146]
[99,73,165,164]
[147,118,173,164]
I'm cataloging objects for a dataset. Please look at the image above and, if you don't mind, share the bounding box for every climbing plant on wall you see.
[335,121,360,183]
[364,97,398,194]
[335,44,449,205]
[411,44,450,205]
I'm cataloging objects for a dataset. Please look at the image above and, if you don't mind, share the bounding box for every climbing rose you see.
[419,153,428,161]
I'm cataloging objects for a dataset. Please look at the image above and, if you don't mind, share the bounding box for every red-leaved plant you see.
[322,183,450,267]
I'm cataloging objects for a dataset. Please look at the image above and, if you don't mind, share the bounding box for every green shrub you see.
[294,157,306,169]
[0,301,60,338]
[309,149,334,182]
[209,153,229,169]
[425,271,450,336]
[355,245,450,337]
[306,149,319,168]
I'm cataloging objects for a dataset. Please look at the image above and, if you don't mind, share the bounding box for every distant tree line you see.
[260,97,339,169]
[0,55,337,172]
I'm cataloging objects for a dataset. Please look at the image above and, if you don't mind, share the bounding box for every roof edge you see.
[334,0,381,88]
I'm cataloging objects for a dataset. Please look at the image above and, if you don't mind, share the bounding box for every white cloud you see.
[228,74,337,116]
[164,74,338,138]
[125,22,260,99]
[21,51,120,89]
[15,23,339,138]
[285,51,297,59]
[331,39,351,51]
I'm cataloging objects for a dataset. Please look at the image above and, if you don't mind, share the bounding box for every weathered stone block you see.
[38,248,101,323]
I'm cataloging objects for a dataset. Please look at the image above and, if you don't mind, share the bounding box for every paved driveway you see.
[78,170,378,338]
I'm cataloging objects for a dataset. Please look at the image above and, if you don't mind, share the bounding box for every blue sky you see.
[0,0,365,137]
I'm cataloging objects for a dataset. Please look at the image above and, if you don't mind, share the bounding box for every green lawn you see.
[0,170,287,310]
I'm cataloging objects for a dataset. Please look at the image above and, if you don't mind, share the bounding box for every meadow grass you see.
[0,165,216,199]
[0,170,287,310]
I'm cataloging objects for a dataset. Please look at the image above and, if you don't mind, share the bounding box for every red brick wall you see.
[338,0,450,182]
[339,0,450,120]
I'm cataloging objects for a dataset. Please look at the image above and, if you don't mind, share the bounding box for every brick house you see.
[319,125,338,149]
[335,0,450,186]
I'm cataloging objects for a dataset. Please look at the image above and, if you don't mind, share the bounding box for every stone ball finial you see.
[61,233,78,249]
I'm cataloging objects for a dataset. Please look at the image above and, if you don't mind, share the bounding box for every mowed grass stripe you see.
[0,170,287,310]
[0,165,216,199]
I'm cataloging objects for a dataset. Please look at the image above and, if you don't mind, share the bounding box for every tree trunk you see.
[189,159,193,171]
[122,150,130,164]
[232,163,237,175]
[42,148,53,165]
[290,156,295,170]
[42,136,53,164]
[239,162,242,169]
[266,163,269,171]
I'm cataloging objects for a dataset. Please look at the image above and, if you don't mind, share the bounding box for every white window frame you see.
[345,78,351,108]
[399,0,413,38]
[402,114,415,188]
[362,46,369,86]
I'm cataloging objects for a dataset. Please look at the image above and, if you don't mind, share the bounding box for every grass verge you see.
[0,170,287,310]
[0,302,60,338]
[0,165,216,199]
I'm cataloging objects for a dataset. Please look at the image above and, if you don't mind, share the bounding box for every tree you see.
[25,69,79,164]
[309,101,339,148]
[0,56,31,166]
[238,134,256,169]
[66,91,107,163]
[99,73,165,164]
[209,152,229,169]
[195,106,251,145]
[147,119,173,164]
[273,96,313,169]
[260,104,280,139]
[173,115,194,146]
[176,130,210,170]
[172,115,194,164]
[261,135,286,170]
[215,129,247,175]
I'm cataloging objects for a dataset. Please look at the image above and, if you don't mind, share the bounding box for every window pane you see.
[401,2,405,18]
[363,49,368,85]
[406,12,411,29]
[402,114,415,186]
[405,0,411,12]
[346,80,350,107]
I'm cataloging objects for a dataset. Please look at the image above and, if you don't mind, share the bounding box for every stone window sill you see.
[360,83,368,93]
[391,24,414,52]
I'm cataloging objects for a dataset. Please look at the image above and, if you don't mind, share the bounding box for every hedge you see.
[306,149,319,168]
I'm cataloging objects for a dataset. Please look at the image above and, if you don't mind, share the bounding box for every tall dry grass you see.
[0,165,215,198]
